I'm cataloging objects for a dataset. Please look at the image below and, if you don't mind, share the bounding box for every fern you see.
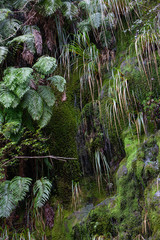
[38,85,56,107]
[62,1,78,20]
[0,46,8,64]
[3,108,22,138]
[0,19,21,39]
[0,84,19,108]
[3,67,33,92]
[23,90,44,121]
[10,176,32,203]
[33,56,57,75]
[38,103,52,128]
[8,34,35,53]
[33,177,52,208]
[0,181,15,218]
[37,0,62,16]
[47,75,66,92]
[90,12,102,29]
[0,8,12,22]
[0,177,32,218]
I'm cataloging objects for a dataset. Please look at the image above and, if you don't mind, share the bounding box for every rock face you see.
[72,131,160,240]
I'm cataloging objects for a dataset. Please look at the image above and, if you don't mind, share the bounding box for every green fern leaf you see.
[2,108,22,138]
[0,8,12,22]
[0,46,8,63]
[37,0,62,16]
[38,104,52,128]
[23,90,43,121]
[0,19,21,39]
[33,56,57,75]
[10,176,32,202]
[3,67,33,92]
[8,34,35,53]
[0,181,15,218]
[33,177,52,208]
[38,85,56,107]
[0,177,32,218]
[0,84,18,108]
[90,12,102,29]
[62,2,78,20]
[47,75,66,92]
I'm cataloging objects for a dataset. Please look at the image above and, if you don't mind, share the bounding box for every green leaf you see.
[62,2,78,20]
[37,0,62,16]
[0,181,15,218]
[90,13,102,29]
[38,104,52,128]
[23,90,43,120]
[38,85,56,107]
[33,56,57,75]
[0,177,32,218]
[0,8,12,22]
[0,110,4,131]
[33,177,52,208]
[47,75,66,92]
[3,67,33,92]
[0,46,8,64]
[3,108,22,138]
[10,176,32,202]
[8,34,35,54]
[0,84,17,108]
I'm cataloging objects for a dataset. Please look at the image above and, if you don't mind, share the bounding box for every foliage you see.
[0,56,66,139]
[33,177,52,208]
[0,176,32,218]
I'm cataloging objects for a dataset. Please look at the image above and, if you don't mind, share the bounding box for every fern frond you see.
[90,12,102,29]
[23,90,44,121]
[0,19,21,39]
[8,34,35,53]
[0,177,32,218]
[33,177,52,208]
[37,0,62,16]
[47,75,66,92]
[0,46,8,64]
[0,181,15,218]
[62,1,78,20]
[0,8,12,22]
[3,67,33,94]
[38,103,52,128]
[38,85,56,107]
[33,56,57,75]
[10,176,32,203]
[0,84,18,108]
[3,108,22,138]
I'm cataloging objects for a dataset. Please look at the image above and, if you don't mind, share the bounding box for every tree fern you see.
[0,46,8,63]
[33,56,57,75]
[38,85,56,107]
[23,90,43,121]
[47,75,66,92]
[33,177,52,208]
